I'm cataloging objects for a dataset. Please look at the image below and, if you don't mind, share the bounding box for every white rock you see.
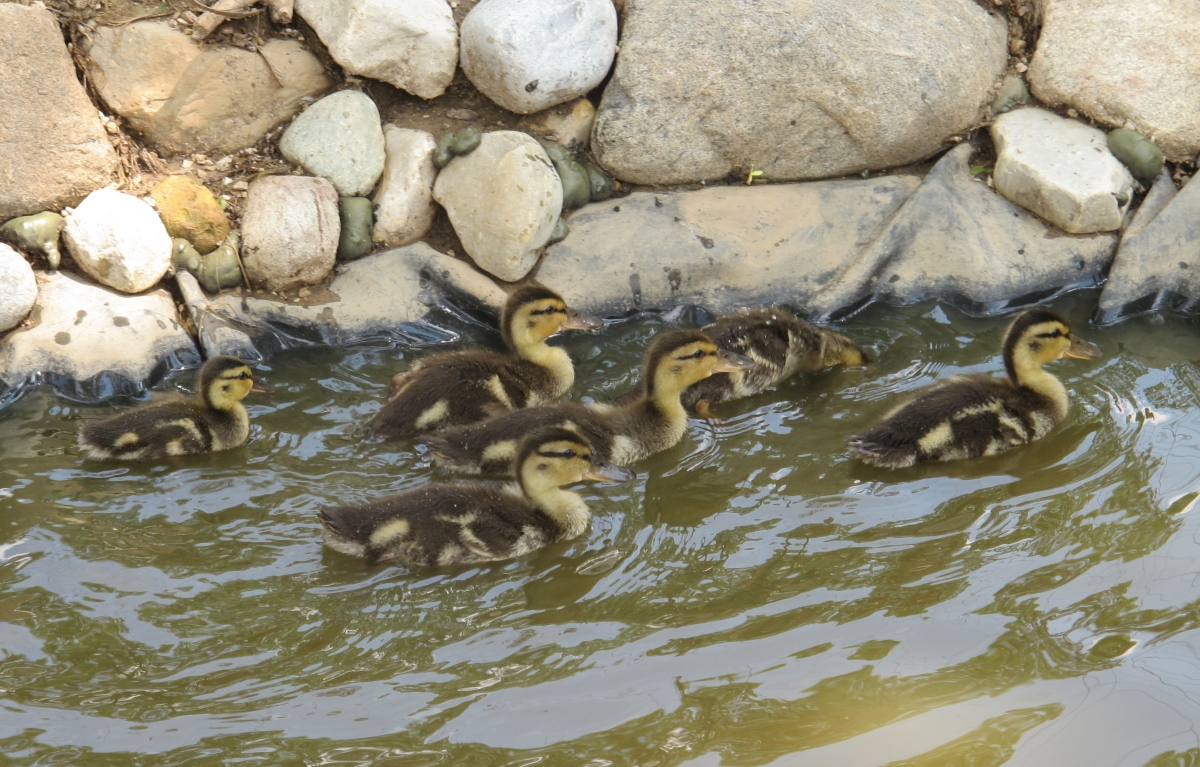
[433,131,563,282]
[372,127,437,247]
[461,0,617,114]
[295,0,457,99]
[280,90,386,197]
[63,189,173,293]
[240,176,340,292]
[991,108,1135,234]
[0,245,37,333]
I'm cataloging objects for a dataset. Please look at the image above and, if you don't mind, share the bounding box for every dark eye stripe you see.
[536,449,581,459]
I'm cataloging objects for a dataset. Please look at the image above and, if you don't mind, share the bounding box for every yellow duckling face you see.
[644,330,755,397]
[200,356,271,410]
[1004,309,1102,380]
[502,285,602,350]
[518,427,634,491]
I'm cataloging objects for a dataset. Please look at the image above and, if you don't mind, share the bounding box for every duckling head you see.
[199,356,271,411]
[516,426,633,496]
[1003,308,1102,384]
[642,330,754,403]
[501,285,601,354]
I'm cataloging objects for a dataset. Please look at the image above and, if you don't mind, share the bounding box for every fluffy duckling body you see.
[318,427,633,566]
[78,356,269,460]
[846,309,1102,468]
[421,330,753,476]
[682,307,870,416]
[364,285,600,439]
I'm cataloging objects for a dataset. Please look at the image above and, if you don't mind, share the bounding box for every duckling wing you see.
[685,310,798,408]
[79,401,216,460]
[847,375,1048,468]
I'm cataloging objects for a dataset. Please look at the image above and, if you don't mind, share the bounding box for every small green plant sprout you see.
[746,167,765,185]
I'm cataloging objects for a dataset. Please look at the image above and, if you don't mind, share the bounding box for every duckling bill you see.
[319,427,633,567]
[78,356,271,461]
[847,308,1102,468]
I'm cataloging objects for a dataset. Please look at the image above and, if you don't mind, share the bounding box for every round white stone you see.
[0,244,37,332]
[62,188,173,293]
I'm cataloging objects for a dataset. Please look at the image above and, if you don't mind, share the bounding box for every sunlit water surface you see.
[5,294,1200,766]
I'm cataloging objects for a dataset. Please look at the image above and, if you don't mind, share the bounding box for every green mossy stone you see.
[338,197,374,261]
[990,75,1030,115]
[451,125,482,156]
[171,238,202,273]
[1108,128,1163,183]
[548,217,569,245]
[585,164,614,201]
[558,159,592,209]
[197,232,244,293]
[1,211,63,269]
[541,140,571,165]
[434,131,457,169]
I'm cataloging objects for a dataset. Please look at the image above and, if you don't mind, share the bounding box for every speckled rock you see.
[240,176,340,292]
[1029,0,1200,163]
[460,0,618,114]
[63,189,173,294]
[991,108,1134,234]
[280,91,386,197]
[295,0,457,99]
[433,131,563,282]
[0,244,37,333]
[150,176,229,254]
[0,271,198,407]
[373,127,437,247]
[592,0,1007,184]
[0,4,117,220]
[87,24,332,155]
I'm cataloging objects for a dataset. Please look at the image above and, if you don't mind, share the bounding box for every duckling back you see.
[78,399,248,460]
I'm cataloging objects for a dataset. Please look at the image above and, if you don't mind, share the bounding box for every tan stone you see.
[0,4,118,220]
[520,98,597,149]
[240,176,339,292]
[86,21,200,128]
[150,176,230,254]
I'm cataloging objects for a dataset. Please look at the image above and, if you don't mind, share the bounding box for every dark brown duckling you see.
[847,308,1102,468]
[364,285,601,438]
[420,329,753,477]
[319,426,633,566]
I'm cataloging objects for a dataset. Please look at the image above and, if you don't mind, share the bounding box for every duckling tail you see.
[845,436,917,469]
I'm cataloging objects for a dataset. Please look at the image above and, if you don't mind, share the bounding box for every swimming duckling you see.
[421,330,754,476]
[364,285,601,438]
[846,308,1102,468]
[78,356,271,461]
[318,426,633,566]
[683,307,871,417]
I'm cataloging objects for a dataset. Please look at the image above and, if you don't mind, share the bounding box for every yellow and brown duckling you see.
[682,307,870,416]
[78,356,271,461]
[421,329,754,477]
[318,426,633,566]
[363,285,601,439]
[846,308,1102,468]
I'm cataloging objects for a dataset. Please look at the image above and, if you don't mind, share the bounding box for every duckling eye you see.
[238,372,252,380]
[562,448,576,459]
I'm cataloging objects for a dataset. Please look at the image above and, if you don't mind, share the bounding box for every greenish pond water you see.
[6,293,1200,766]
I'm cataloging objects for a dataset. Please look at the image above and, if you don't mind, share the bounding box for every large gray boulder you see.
[280,91,386,197]
[592,0,1007,185]
[1029,0,1200,163]
[535,177,920,317]
[0,4,117,220]
[460,0,618,114]
[0,271,198,407]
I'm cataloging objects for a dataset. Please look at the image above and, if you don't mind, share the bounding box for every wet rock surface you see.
[63,189,173,294]
[296,0,458,99]
[240,176,340,293]
[591,0,1007,185]
[204,244,506,353]
[0,271,198,407]
[433,131,563,282]
[280,91,386,197]
[373,127,438,248]
[991,108,1134,234]
[460,0,618,114]
[1029,0,1200,163]
[0,245,37,334]
[86,26,331,155]
[0,4,117,221]
[150,176,230,255]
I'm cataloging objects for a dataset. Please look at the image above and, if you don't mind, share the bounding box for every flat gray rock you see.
[205,244,506,353]
[1096,169,1200,323]
[0,272,198,407]
[535,177,920,317]
[809,143,1119,318]
[591,0,1007,185]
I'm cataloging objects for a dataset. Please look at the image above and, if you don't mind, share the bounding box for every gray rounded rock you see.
[280,91,386,197]
[0,244,36,333]
[240,176,340,292]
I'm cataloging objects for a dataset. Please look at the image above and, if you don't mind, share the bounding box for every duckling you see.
[318,426,633,566]
[364,285,601,438]
[78,356,271,461]
[421,330,754,476]
[846,308,1102,468]
[682,307,871,417]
